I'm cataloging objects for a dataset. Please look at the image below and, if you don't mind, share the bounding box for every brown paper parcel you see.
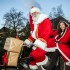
[4,37,24,53]
[7,52,19,66]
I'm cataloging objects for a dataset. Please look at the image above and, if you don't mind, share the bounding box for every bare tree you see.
[49,5,64,19]
[3,8,27,35]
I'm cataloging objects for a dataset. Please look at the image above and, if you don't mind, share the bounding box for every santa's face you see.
[31,12,40,22]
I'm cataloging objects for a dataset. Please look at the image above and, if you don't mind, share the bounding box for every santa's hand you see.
[23,42,34,48]
[23,42,27,46]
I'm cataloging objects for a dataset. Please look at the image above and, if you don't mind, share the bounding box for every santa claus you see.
[22,7,53,70]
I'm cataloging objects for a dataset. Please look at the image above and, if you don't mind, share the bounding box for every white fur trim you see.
[29,65,38,69]
[24,39,31,45]
[55,28,67,41]
[66,62,70,66]
[45,47,57,52]
[56,43,70,62]
[41,66,46,70]
[34,39,47,50]
[30,7,40,14]
[33,14,48,24]
[32,46,37,50]
[31,24,37,39]
[36,56,48,66]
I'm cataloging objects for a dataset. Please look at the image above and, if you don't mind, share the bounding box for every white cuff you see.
[34,39,47,50]
[66,62,70,66]
[29,65,38,70]
[45,47,57,52]
[36,56,48,66]
[24,39,31,45]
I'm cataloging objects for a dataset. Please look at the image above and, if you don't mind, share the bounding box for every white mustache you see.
[32,14,40,22]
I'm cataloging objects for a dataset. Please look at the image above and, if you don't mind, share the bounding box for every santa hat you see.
[30,7,41,14]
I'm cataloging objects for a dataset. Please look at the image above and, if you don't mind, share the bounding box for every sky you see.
[0,0,70,28]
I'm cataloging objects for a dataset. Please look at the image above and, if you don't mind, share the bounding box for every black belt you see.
[55,41,66,44]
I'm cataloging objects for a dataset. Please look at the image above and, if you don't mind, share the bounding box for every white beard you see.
[32,14,40,23]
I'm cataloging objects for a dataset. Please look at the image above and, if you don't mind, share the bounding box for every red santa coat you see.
[47,27,70,65]
[25,14,53,51]
[24,14,53,69]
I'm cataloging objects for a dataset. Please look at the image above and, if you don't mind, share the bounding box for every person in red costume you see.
[21,7,53,70]
[46,21,70,70]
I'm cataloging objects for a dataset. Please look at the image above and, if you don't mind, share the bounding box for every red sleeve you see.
[27,14,34,42]
[29,14,34,31]
[50,30,59,37]
[28,35,34,42]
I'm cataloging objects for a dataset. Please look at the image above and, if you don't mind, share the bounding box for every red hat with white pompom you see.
[30,7,41,14]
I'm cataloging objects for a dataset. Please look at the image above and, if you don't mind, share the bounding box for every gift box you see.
[4,37,24,53]
[7,52,19,66]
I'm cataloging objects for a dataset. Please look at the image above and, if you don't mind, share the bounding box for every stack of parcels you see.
[4,37,24,66]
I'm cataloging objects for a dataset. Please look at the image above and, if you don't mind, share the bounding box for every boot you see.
[46,49,60,70]
[42,57,50,69]
[20,56,34,69]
